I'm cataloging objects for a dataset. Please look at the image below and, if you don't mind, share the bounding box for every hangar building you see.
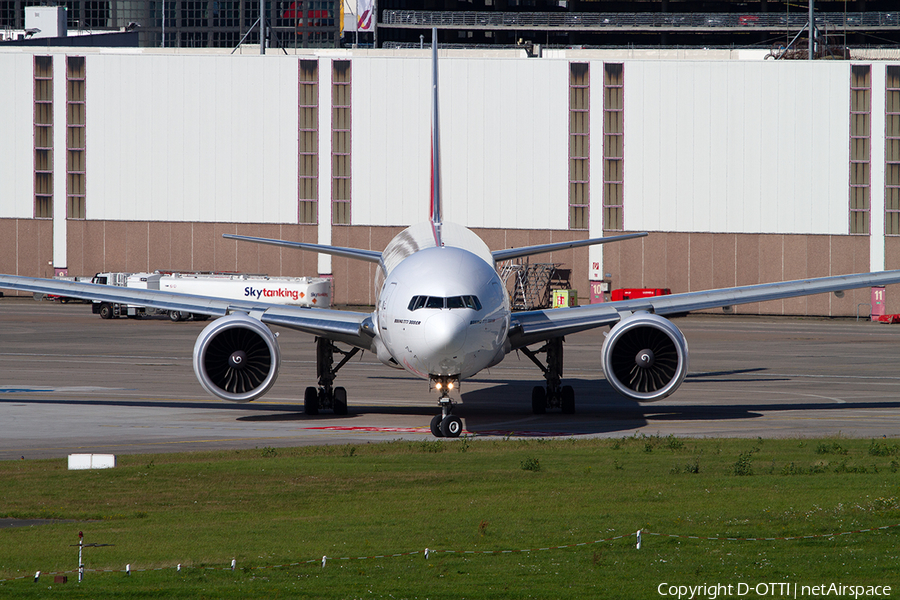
[1,46,899,315]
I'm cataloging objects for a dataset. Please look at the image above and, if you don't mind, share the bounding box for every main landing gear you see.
[519,337,575,415]
[429,375,463,438]
[304,337,359,416]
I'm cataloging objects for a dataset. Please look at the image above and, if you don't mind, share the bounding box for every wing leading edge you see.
[491,232,648,263]
[509,269,900,349]
[0,274,371,347]
[222,234,383,265]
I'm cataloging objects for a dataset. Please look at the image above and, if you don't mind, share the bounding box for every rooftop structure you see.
[1,1,898,50]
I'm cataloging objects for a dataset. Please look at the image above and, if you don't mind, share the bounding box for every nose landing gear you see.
[429,375,463,438]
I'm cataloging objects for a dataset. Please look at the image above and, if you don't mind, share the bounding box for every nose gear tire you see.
[430,414,444,437]
[440,415,463,438]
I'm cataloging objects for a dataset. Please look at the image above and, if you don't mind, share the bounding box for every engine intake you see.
[600,312,688,402]
[193,313,281,402]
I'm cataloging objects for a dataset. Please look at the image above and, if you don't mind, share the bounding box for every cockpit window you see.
[407,295,482,311]
[408,296,427,311]
[447,296,465,309]
[463,295,482,310]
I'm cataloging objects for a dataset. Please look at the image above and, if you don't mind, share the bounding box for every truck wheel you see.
[169,310,184,322]
[99,303,114,319]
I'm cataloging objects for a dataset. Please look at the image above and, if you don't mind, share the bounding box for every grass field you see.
[1,436,899,599]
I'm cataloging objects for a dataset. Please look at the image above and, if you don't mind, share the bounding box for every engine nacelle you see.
[192,313,281,403]
[600,312,689,402]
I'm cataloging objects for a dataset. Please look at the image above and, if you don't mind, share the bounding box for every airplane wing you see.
[223,234,383,264]
[0,275,372,348]
[508,269,900,349]
[491,232,648,262]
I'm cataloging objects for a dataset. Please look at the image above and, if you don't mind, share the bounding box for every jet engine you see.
[600,312,688,402]
[192,313,281,403]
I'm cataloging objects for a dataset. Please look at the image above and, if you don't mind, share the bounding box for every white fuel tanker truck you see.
[90,271,331,320]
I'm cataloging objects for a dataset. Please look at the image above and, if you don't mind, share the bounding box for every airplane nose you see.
[424,312,467,355]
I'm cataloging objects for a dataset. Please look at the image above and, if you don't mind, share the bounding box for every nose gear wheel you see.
[429,375,463,438]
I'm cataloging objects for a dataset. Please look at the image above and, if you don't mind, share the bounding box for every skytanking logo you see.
[244,287,329,303]
[244,287,301,301]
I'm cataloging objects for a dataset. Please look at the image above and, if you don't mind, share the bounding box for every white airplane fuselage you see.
[372,223,511,382]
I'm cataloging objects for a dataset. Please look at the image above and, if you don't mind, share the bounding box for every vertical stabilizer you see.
[430,27,443,247]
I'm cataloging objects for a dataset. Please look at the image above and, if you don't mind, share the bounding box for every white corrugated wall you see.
[85,54,298,223]
[0,53,36,219]
[351,56,569,230]
[2,49,896,266]
[624,60,851,235]
[351,56,430,226]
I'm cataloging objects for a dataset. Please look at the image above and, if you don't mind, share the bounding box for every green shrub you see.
[520,457,541,472]
[733,452,754,476]
[868,440,900,457]
[815,442,848,455]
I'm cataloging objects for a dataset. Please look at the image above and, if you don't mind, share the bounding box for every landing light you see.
[448,382,454,390]
[435,382,442,390]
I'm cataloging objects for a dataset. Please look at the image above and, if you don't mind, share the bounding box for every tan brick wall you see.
[603,232,880,317]
[60,221,320,281]
[4,218,898,315]
[0,219,54,295]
